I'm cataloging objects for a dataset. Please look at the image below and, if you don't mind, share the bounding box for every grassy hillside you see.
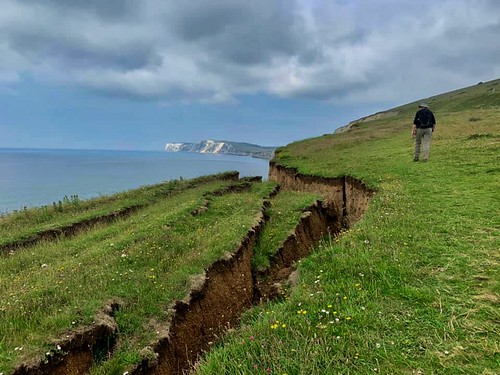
[0,173,324,374]
[197,79,499,374]
[0,79,498,374]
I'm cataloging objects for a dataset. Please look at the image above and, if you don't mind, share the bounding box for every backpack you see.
[419,108,433,127]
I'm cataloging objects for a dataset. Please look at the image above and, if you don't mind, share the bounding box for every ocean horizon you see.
[0,148,269,214]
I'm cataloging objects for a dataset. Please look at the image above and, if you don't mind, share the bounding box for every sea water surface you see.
[0,148,270,214]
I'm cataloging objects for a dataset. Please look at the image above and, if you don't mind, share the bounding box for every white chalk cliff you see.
[164,139,276,159]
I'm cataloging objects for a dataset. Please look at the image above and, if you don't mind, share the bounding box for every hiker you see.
[412,103,436,162]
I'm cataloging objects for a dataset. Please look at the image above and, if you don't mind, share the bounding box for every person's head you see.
[418,103,429,109]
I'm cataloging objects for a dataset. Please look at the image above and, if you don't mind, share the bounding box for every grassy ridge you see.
[1,179,277,373]
[196,80,499,374]
[0,173,322,374]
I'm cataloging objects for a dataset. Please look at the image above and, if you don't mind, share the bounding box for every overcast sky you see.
[1,0,499,150]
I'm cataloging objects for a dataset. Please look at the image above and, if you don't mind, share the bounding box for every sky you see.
[1,0,499,150]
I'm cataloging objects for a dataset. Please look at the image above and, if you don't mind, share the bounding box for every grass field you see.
[0,172,325,374]
[1,79,498,375]
[196,80,499,374]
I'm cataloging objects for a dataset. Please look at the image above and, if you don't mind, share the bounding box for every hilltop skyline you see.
[1,0,499,150]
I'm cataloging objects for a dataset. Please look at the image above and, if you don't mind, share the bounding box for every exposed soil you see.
[268,161,374,227]
[12,301,121,375]
[8,166,373,375]
[1,173,241,255]
[0,205,144,255]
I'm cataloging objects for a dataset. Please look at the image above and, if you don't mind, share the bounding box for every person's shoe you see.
[423,158,428,162]
[413,158,419,162]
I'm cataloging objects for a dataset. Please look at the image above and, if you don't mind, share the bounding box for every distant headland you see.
[164,139,276,160]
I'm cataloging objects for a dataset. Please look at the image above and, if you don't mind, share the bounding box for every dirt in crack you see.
[8,169,372,375]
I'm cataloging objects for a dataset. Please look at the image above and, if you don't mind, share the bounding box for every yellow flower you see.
[281,324,287,328]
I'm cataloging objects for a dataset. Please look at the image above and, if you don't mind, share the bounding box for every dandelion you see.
[327,304,332,308]
[281,324,286,328]
[346,316,352,321]
[343,296,348,300]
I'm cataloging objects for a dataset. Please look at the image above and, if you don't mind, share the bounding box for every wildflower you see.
[249,336,255,341]
[343,296,348,300]
[281,324,286,328]
[327,304,332,308]
[376,343,381,348]
[346,316,352,321]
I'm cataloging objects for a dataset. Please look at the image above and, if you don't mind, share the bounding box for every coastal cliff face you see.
[165,140,235,154]
[335,110,399,134]
[164,139,276,159]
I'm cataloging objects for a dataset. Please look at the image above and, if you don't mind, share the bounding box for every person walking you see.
[412,103,436,162]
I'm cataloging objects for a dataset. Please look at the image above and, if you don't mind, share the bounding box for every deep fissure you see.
[10,166,374,375]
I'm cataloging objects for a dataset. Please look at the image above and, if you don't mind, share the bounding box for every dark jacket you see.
[413,108,436,129]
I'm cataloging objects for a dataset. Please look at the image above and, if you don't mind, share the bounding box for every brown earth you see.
[1,173,242,255]
[8,166,373,375]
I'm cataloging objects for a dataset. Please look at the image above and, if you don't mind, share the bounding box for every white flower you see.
[376,343,381,348]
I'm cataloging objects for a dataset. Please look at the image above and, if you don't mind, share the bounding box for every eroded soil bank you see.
[10,167,373,375]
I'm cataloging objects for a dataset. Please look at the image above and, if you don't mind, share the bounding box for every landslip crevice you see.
[13,301,121,375]
[1,173,241,255]
[9,165,373,375]
[268,161,374,228]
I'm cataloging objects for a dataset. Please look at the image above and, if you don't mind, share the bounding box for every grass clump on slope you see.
[196,79,499,374]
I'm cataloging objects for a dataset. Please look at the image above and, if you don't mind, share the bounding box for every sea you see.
[0,148,270,214]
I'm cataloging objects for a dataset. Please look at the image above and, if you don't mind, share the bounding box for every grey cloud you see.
[0,0,499,103]
[21,0,140,20]
[170,1,301,65]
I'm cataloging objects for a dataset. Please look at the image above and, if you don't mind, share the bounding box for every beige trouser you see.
[414,128,432,160]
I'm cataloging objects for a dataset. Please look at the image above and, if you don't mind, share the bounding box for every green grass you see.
[0,172,237,248]
[1,78,499,374]
[0,179,277,374]
[196,79,499,374]
[253,191,321,270]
